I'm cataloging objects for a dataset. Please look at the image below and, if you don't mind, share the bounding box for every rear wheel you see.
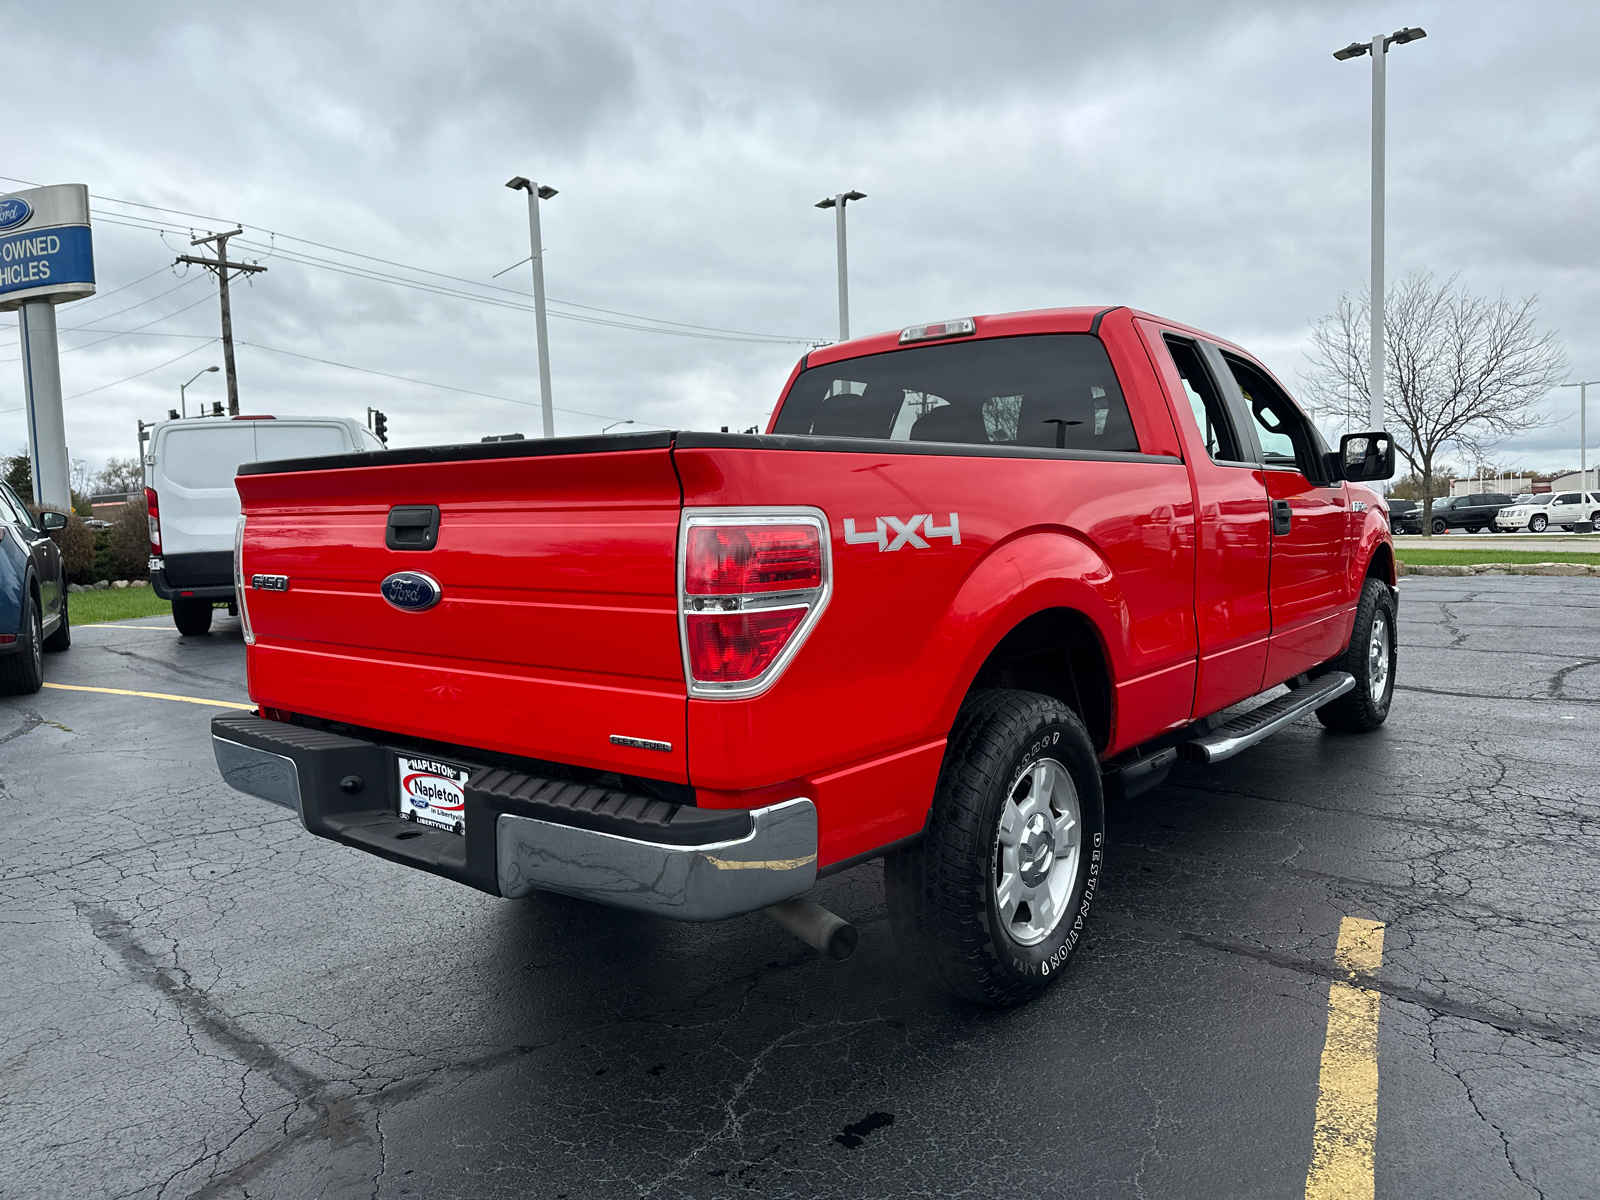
[885,689,1105,1007]
[42,590,70,652]
[1316,577,1397,733]
[1467,525,1482,533]
[0,594,44,695]
[1530,514,1548,532]
[172,596,214,636]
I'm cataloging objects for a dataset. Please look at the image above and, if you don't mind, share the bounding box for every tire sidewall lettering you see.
[988,720,1105,987]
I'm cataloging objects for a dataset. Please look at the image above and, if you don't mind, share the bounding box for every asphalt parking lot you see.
[4,577,1598,1199]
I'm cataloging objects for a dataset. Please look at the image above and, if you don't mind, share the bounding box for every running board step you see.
[1181,672,1356,764]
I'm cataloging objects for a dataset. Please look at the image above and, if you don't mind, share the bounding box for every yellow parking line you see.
[41,682,253,710]
[1305,917,1387,1200]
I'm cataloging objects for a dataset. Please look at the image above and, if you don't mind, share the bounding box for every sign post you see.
[0,184,96,510]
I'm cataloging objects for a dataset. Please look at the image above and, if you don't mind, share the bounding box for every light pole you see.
[602,420,633,434]
[1334,26,1426,431]
[1560,380,1600,492]
[506,176,559,439]
[815,190,866,341]
[179,365,220,418]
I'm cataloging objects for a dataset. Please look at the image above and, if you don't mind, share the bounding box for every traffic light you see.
[372,410,388,445]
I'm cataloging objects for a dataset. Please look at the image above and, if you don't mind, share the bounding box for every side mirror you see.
[1340,431,1395,482]
[39,510,70,531]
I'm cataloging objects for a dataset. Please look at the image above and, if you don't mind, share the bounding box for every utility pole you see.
[175,228,265,416]
[1334,27,1426,431]
[815,191,866,341]
[505,177,558,438]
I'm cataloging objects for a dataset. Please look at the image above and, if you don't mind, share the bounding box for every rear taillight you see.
[679,509,830,697]
[145,487,161,554]
[234,515,254,646]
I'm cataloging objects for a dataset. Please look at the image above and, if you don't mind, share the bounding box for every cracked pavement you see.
[3,577,1597,1198]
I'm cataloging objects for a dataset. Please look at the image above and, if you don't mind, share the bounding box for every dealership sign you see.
[0,183,95,311]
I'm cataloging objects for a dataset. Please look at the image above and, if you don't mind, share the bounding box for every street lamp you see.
[506,176,560,439]
[1559,380,1600,492]
[602,420,633,434]
[1334,26,1426,431]
[815,190,866,341]
[180,365,220,418]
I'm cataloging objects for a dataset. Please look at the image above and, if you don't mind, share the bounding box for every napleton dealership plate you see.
[396,755,471,833]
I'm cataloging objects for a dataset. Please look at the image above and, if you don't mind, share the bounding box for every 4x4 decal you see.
[843,513,961,551]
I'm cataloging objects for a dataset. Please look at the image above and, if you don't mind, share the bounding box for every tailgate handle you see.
[386,505,440,551]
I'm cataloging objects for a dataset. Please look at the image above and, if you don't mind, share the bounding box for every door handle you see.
[1271,499,1292,536]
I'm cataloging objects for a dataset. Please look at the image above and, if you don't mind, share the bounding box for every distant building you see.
[1450,477,1531,497]
[89,492,138,521]
[1549,468,1600,494]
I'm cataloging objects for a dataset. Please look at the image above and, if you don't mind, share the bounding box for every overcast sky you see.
[4,1,1598,481]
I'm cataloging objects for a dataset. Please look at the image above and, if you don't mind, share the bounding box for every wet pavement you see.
[3,578,1597,1199]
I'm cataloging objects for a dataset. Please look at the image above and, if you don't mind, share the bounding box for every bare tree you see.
[1303,272,1567,535]
[91,456,144,496]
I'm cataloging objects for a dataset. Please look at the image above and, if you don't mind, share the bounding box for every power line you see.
[237,340,658,425]
[0,293,216,363]
[1,178,823,345]
[61,340,221,401]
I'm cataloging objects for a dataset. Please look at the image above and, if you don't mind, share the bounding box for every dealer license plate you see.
[396,755,471,833]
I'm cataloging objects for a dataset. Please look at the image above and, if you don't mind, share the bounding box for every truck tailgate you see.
[235,438,688,781]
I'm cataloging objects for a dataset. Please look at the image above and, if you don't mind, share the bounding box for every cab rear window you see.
[773,334,1140,453]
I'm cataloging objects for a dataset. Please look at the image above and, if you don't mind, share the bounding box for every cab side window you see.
[1223,355,1332,484]
[1163,336,1243,463]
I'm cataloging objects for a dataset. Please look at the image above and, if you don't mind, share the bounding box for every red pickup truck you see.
[213,305,1397,1006]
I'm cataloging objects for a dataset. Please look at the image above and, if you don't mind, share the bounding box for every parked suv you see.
[0,482,69,694]
[1496,491,1600,532]
[145,415,385,634]
[1387,498,1420,534]
[1428,492,1514,534]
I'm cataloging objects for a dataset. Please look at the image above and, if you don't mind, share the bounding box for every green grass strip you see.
[69,587,174,625]
[1397,548,1600,567]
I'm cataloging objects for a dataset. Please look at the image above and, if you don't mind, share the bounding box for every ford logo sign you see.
[0,197,31,232]
[380,571,442,612]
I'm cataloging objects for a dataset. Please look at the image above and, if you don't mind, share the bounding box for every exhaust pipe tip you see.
[763,896,857,961]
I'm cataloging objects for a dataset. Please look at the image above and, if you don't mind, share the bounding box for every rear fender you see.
[933,529,1128,741]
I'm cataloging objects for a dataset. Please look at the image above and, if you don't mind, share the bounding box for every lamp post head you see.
[506,177,559,200]
[1388,27,1426,46]
[205,365,219,373]
[1333,41,1370,60]
[816,190,866,209]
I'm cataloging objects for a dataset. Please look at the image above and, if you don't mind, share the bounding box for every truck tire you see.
[1315,577,1397,733]
[1530,514,1548,532]
[172,597,214,636]
[42,590,70,652]
[0,593,44,695]
[1431,517,1448,535]
[884,689,1105,1007]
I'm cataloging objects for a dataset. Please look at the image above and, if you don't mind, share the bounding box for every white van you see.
[145,415,384,634]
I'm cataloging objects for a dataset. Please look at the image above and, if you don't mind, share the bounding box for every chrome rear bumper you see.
[211,714,816,921]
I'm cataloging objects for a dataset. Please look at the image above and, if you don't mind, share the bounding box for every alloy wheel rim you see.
[993,757,1082,947]
[1367,612,1390,704]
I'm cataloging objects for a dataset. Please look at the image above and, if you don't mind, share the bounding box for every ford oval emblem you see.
[380,571,442,612]
[0,197,32,231]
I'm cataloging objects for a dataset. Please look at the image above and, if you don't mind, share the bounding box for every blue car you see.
[0,480,70,694]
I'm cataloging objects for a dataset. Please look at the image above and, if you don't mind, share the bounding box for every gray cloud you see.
[4,0,1598,477]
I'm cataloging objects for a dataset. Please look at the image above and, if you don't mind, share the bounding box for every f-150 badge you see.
[843,513,961,551]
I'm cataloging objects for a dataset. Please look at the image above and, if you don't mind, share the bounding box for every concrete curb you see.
[1398,561,1599,577]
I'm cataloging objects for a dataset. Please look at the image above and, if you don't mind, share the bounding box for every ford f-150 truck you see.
[213,306,1398,1006]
